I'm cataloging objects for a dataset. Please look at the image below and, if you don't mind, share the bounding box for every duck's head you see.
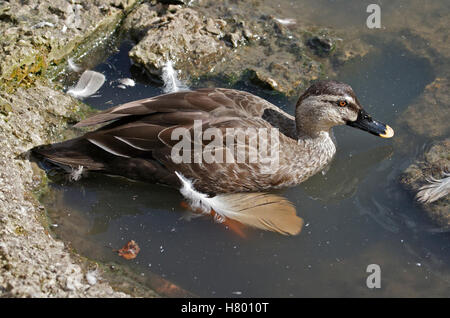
[295,80,394,138]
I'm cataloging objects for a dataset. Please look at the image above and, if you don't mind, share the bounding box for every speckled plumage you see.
[33,81,378,195]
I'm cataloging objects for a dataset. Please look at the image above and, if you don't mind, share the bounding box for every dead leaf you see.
[117,240,140,260]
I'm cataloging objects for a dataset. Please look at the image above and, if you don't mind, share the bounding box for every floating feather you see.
[118,78,136,87]
[274,18,296,26]
[67,70,105,99]
[416,172,450,204]
[175,172,303,235]
[68,58,83,72]
[162,61,189,93]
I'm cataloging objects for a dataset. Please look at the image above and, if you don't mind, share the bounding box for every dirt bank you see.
[0,0,138,297]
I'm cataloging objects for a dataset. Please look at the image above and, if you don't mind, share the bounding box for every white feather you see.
[31,21,55,29]
[68,58,83,72]
[118,78,136,87]
[69,165,84,181]
[87,138,130,158]
[176,171,250,222]
[175,172,303,235]
[113,136,151,151]
[162,61,189,93]
[416,172,450,203]
[274,18,296,25]
[67,70,105,99]
[175,171,213,215]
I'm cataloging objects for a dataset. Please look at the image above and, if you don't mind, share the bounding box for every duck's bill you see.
[346,109,394,138]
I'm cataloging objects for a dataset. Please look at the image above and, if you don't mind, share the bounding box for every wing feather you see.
[74,88,289,127]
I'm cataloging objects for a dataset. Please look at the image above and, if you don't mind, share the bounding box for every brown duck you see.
[32,81,394,235]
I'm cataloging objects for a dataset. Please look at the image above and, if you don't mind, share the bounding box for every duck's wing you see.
[78,104,287,189]
[74,88,295,133]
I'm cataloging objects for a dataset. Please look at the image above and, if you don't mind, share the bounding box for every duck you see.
[32,80,394,235]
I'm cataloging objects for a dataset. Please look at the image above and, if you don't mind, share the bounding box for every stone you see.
[399,78,450,138]
[306,35,335,57]
[205,18,221,35]
[125,6,227,78]
[400,139,449,229]
[223,31,243,48]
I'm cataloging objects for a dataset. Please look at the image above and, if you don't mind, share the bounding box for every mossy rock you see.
[0,103,12,116]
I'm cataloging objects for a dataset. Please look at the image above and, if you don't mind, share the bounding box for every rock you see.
[242,27,255,41]
[0,0,137,298]
[86,270,98,286]
[384,0,450,64]
[205,17,222,35]
[125,6,227,78]
[400,139,450,228]
[0,103,12,116]
[123,2,341,95]
[247,69,278,90]
[109,0,135,9]
[211,30,323,95]
[272,17,296,36]
[157,0,187,5]
[223,31,244,48]
[124,0,371,96]
[0,0,137,90]
[120,2,160,41]
[306,35,335,57]
[398,78,450,138]
[0,83,129,297]
[330,37,370,67]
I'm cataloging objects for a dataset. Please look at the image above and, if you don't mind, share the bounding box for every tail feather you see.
[176,172,303,235]
[31,138,105,171]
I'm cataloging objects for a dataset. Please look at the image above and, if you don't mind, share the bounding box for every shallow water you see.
[42,1,449,297]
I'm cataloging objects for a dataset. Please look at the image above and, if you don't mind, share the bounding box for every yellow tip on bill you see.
[380,125,394,138]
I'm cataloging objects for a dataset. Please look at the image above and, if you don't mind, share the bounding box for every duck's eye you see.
[338,100,347,107]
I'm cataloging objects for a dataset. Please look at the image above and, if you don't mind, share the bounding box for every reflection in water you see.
[302,145,394,202]
[40,1,450,297]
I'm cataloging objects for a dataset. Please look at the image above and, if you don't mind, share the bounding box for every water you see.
[42,1,449,297]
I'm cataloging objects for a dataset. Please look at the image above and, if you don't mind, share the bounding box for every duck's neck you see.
[296,129,335,154]
[296,117,333,140]
[273,127,336,188]
[296,129,336,176]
